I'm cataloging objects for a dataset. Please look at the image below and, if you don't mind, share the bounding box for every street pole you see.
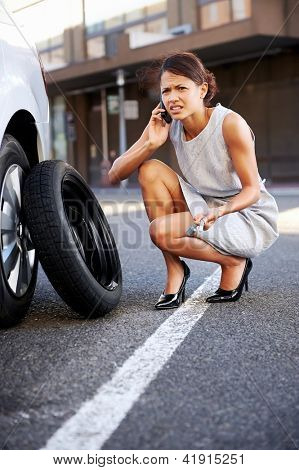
[99,88,111,187]
[116,68,128,188]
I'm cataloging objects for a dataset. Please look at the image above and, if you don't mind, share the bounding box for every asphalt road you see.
[0,194,299,450]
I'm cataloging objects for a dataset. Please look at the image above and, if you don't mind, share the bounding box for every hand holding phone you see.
[147,102,171,149]
[160,96,172,124]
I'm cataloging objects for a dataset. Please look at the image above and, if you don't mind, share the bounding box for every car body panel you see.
[0,1,50,161]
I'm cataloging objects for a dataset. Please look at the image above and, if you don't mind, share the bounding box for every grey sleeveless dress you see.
[169,102,279,258]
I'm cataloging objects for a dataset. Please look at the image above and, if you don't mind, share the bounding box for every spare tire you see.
[23,160,122,318]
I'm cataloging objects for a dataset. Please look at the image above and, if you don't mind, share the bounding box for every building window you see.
[84,0,168,53]
[125,22,146,47]
[51,47,65,65]
[126,21,171,49]
[86,36,105,59]
[125,23,146,35]
[84,0,166,36]
[146,17,167,33]
[39,44,65,70]
[199,0,251,29]
[125,8,146,23]
[145,1,167,15]
[200,0,230,30]
[104,14,124,30]
[232,0,251,21]
[37,34,64,50]
[85,21,104,36]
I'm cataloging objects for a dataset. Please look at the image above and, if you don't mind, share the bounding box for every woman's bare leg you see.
[138,159,189,294]
[150,211,247,291]
[138,159,246,293]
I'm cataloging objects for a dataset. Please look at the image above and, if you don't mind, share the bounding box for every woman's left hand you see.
[193,207,223,230]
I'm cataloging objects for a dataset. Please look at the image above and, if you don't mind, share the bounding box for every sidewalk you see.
[91,186,143,203]
[264,183,299,196]
[91,187,144,215]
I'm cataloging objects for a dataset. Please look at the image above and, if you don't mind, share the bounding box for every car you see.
[0,1,122,327]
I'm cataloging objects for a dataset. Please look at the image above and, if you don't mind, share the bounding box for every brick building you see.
[8,0,299,186]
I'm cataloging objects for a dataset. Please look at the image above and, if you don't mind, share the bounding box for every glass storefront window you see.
[86,36,105,59]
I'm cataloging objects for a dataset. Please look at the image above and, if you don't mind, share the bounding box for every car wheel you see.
[0,134,38,327]
[23,160,122,318]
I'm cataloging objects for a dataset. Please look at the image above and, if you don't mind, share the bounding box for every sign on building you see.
[107,95,119,114]
[124,100,139,120]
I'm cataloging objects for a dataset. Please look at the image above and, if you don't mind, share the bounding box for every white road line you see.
[43,267,221,450]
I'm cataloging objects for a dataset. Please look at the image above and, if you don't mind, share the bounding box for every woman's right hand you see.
[147,103,171,149]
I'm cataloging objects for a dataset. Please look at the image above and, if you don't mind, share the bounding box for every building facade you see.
[9,0,299,186]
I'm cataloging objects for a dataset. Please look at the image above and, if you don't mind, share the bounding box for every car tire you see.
[0,134,38,328]
[23,160,122,318]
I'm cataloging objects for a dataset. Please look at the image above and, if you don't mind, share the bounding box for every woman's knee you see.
[138,159,166,185]
[149,217,172,249]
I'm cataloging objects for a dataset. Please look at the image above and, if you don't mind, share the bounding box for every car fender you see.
[0,27,50,160]
[0,97,50,163]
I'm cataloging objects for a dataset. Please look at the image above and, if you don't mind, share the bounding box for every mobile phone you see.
[160,96,172,124]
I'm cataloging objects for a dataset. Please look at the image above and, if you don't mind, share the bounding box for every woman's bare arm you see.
[218,112,261,217]
[108,125,153,184]
[108,103,171,184]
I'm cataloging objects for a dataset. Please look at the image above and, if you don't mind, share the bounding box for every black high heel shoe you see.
[155,260,190,310]
[206,258,253,303]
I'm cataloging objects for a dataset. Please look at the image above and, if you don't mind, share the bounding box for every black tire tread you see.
[23,161,121,317]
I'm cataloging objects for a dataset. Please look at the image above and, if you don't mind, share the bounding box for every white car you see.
[0,2,122,327]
